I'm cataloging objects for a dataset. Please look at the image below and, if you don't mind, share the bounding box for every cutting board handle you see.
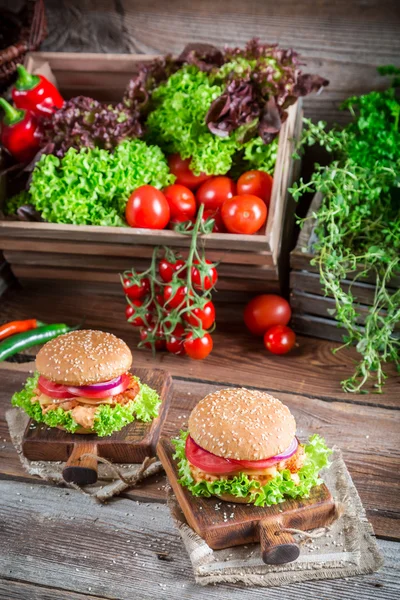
[259,519,300,565]
[62,442,98,485]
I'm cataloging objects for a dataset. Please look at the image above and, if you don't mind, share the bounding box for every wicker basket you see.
[0,0,46,92]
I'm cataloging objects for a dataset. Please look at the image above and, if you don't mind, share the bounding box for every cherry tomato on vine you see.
[184,332,213,360]
[244,294,291,336]
[221,194,267,234]
[163,284,190,309]
[163,184,196,219]
[168,154,210,190]
[165,323,186,355]
[125,185,170,229]
[202,208,226,233]
[191,260,218,291]
[159,258,186,283]
[237,170,273,207]
[122,275,150,300]
[183,301,215,329]
[125,300,153,327]
[264,325,296,355]
[140,324,166,350]
[196,176,236,211]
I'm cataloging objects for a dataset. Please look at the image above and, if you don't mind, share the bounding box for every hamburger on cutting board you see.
[173,388,331,506]
[11,329,161,436]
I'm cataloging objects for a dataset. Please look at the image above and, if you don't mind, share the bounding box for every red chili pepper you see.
[0,319,45,342]
[0,98,41,163]
[12,64,64,117]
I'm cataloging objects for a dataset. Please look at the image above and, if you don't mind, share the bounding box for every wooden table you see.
[0,284,399,599]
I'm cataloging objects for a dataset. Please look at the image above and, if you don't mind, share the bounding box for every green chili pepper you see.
[0,323,75,362]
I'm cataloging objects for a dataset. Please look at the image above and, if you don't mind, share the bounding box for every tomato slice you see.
[185,435,241,474]
[185,435,293,474]
[65,374,131,399]
[38,376,74,399]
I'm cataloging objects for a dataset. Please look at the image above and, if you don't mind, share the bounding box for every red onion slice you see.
[274,437,298,460]
[72,376,122,394]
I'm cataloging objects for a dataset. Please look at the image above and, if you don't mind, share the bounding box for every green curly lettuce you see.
[11,372,161,437]
[6,139,174,226]
[172,431,332,507]
[146,65,276,176]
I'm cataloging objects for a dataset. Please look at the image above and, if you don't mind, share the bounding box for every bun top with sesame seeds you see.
[188,388,296,461]
[36,330,132,385]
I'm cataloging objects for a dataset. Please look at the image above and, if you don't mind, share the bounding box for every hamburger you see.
[12,329,161,436]
[173,388,331,506]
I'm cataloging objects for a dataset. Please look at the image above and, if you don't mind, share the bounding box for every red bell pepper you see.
[12,64,64,118]
[0,98,41,163]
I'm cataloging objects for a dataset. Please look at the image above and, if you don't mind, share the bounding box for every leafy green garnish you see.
[11,372,161,437]
[6,139,174,226]
[291,70,400,393]
[172,431,331,507]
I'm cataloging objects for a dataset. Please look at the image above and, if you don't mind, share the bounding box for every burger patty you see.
[189,444,305,487]
[31,376,140,430]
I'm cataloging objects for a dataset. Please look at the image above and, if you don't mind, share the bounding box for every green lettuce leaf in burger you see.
[173,388,331,507]
[11,329,160,437]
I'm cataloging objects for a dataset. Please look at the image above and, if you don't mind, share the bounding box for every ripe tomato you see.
[221,194,267,234]
[185,435,240,474]
[168,154,210,190]
[244,294,292,336]
[140,324,165,350]
[183,301,215,330]
[196,176,236,211]
[237,170,273,207]
[202,208,226,233]
[184,332,213,360]
[159,258,186,283]
[125,300,153,327]
[163,184,196,219]
[122,276,150,300]
[191,260,218,291]
[166,323,186,355]
[125,185,170,229]
[163,284,189,309]
[264,325,296,355]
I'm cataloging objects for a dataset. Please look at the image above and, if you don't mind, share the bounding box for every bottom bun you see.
[56,425,95,435]
[216,493,253,504]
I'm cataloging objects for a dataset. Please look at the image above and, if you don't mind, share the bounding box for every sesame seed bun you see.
[188,388,296,461]
[36,330,132,386]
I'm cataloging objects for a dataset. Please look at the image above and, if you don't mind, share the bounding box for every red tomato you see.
[191,260,218,291]
[237,170,273,207]
[125,185,170,229]
[158,258,186,283]
[125,300,153,327]
[163,284,189,309]
[122,276,150,300]
[184,332,213,360]
[140,325,165,350]
[163,184,196,219]
[244,294,292,336]
[221,194,267,234]
[264,325,296,355]
[38,376,74,399]
[185,435,240,474]
[202,208,226,233]
[183,301,216,329]
[196,176,236,211]
[168,154,210,190]
[166,323,186,355]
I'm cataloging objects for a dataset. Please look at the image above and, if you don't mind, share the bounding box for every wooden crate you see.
[290,193,400,342]
[0,52,303,300]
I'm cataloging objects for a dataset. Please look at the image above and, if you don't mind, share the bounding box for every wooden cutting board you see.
[157,437,337,565]
[21,367,172,485]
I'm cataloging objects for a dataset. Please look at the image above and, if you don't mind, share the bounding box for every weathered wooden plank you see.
[0,479,398,599]
[0,580,107,600]
[1,286,398,405]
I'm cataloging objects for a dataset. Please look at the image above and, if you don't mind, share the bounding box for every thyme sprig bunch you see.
[291,69,400,393]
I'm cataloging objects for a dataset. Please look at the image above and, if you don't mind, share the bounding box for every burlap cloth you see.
[167,448,383,586]
[6,408,164,501]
